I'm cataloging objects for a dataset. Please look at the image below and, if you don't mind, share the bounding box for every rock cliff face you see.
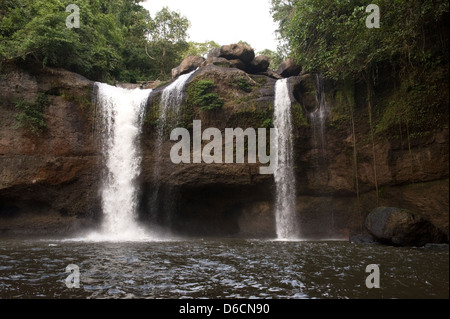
[0,56,448,241]
[0,63,101,235]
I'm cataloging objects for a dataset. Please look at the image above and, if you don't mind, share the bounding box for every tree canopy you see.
[186,40,221,58]
[270,0,449,80]
[146,6,190,80]
[0,0,191,82]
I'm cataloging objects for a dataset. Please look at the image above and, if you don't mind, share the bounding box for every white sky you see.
[142,0,279,53]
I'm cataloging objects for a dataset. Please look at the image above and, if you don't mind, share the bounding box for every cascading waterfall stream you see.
[158,69,198,132]
[310,73,330,158]
[273,78,299,239]
[308,73,334,235]
[90,83,153,241]
[150,69,197,222]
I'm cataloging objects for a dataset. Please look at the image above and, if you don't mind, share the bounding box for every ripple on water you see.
[0,239,448,299]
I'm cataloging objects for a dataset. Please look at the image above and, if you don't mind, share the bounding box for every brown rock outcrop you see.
[276,58,302,77]
[365,207,447,246]
[0,64,101,235]
[219,43,255,63]
[171,55,205,79]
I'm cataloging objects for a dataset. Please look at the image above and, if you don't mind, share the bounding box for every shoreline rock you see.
[365,207,448,246]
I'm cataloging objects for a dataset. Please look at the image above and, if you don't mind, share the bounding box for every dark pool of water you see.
[0,238,448,299]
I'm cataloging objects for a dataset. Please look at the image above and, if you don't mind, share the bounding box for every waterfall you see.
[160,70,197,126]
[307,73,330,192]
[150,69,197,224]
[91,83,152,241]
[273,78,299,239]
[308,74,334,236]
[309,73,330,158]
[155,69,197,148]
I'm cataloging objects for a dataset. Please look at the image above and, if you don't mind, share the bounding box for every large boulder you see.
[248,55,271,73]
[207,48,221,59]
[201,57,232,68]
[258,69,284,80]
[365,207,447,246]
[172,55,205,79]
[219,43,255,63]
[228,59,246,71]
[276,58,302,77]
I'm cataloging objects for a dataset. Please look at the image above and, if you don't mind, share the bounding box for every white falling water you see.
[150,69,197,220]
[90,83,153,241]
[273,78,299,239]
[310,73,330,154]
[157,69,197,140]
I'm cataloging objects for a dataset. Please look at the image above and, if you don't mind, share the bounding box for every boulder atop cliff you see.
[248,55,271,74]
[172,44,290,79]
[219,43,255,63]
[365,207,447,246]
[172,55,205,79]
[276,58,302,77]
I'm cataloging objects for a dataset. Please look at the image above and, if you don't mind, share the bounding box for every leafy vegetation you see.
[271,0,448,204]
[186,79,225,112]
[375,67,448,137]
[271,0,449,135]
[271,0,449,80]
[0,0,190,82]
[185,40,221,57]
[229,77,253,93]
[261,118,273,129]
[146,6,190,80]
[291,102,309,128]
[257,48,284,70]
[14,93,49,135]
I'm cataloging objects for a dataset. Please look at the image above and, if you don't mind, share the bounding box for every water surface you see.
[0,239,448,299]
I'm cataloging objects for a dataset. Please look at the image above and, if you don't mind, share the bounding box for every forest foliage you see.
[0,0,191,82]
[270,0,449,80]
[270,0,449,133]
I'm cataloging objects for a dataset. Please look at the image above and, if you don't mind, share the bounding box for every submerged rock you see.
[349,231,378,244]
[365,207,447,246]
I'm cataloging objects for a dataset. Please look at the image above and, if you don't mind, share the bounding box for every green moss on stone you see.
[186,79,225,112]
[14,93,49,135]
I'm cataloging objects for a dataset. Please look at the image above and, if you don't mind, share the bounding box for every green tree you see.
[146,7,190,80]
[0,0,142,81]
[271,0,449,80]
[257,48,284,70]
[185,40,220,57]
[0,1,191,82]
